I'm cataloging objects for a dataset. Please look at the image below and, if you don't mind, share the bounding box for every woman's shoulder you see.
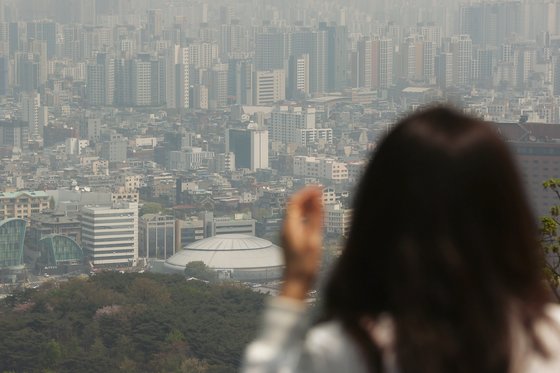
[304,320,369,373]
[544,303,560,323]
[521,303,560,373]
[538,303,560,347]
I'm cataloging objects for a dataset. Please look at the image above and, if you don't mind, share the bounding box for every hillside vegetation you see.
[0,272,266,373]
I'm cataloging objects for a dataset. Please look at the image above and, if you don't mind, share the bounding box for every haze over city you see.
[0,0,559,371]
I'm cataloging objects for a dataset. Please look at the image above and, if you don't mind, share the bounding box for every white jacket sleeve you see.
[242,296,311,373]
[241,296,370,373]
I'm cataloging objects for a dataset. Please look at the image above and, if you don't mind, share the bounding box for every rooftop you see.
[0,191,49,199]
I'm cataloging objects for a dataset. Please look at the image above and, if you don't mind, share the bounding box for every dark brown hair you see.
[324,107,550,373]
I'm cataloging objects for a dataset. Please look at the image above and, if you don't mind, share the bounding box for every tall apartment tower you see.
[27,39,47,86]
[355,37,375,89]
[420,23,442,48]
[189,42,218,69]
[477,48,495,88]
[165,45,189,110]
[436,52,453,89]
[450,35,473,87]
[289,30,328,94]
[288,54,310,99]
[320,22,348,92]
[0,55,9,95]
[20,91,46,140]
[378,38,393,89]
[15,52,40,91]
[355,36,393,89]
[459,2,522,47]
[228,58,253,105]
[26,21,57,58]
[147,9,163,39]
[86,52,115,106]
[131,55,152,106]
[255,31,286,71]
[209,63,228,109]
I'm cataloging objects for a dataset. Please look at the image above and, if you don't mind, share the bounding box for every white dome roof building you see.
[163,234,284,282]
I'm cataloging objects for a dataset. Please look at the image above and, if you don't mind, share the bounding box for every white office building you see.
[81,202,139,267]
[253,69,285,106]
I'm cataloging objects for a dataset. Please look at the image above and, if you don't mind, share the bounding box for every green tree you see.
[541,179,560,301]
[43,340,62,368]
[184,261,218,283]
[140,202,164,216]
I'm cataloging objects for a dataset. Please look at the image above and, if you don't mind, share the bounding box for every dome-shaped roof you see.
[164,234,283,272]
[186,234,276,251]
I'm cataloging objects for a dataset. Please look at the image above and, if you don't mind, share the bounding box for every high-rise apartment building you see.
[0,120,28,149]
[20,91,47,140]
[165,45,189,110]
[460,1,522,47]
[228,58,253,105]
[450,35,473,87]
[80,202,139,267]
[289,30,328,94]
[420,23,442,48]
[27,39,47,86]
[477,48,496,88]
[131,55,152,106]
[355,37,375,89]
[320,22,348,92]
[378,38,393,89]
[189,42,218,69]
[147,9,163,39]
[86,52,114,106]
[15,52,40,91]
[0,54,8,96]
[255,31,286,71]
[288,54,309,99]
[209,63,228,109]
[515,47,536,91]
[355,36,393,89]
[26,21,57,58]
[436,52,453,89]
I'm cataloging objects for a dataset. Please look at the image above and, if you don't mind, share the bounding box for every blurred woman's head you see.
[324,106,549,373]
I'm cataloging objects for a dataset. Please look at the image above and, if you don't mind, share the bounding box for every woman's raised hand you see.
[280,186,324,301]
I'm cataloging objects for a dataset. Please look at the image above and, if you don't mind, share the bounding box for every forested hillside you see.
[0,273,266,373]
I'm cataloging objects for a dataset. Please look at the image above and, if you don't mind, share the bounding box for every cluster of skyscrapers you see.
[1,0,560,284]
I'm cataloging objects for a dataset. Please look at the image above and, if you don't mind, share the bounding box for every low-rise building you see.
[28,210,82,250]
[0,191,50,220]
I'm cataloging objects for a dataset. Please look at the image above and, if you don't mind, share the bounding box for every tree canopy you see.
[0,272,265,373]
[541,178,560,301]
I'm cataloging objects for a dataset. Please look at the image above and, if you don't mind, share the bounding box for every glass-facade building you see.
[139,214,176,260]
[0,218,27,270]
[38,235,84,269]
